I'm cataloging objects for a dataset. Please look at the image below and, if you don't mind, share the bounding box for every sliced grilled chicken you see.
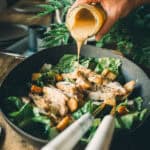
[29,93,50,110]
[88,72,103,85]
[106,82,126,96]
[56,81,84,102]
[88,82,126,101]
[88,90,114,101]
[43,86,69,116]
[56,81,77,95]
[62,66,103,86]
[62,71,78,80]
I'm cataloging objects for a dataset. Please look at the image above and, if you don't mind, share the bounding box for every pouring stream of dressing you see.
[66,4,105,63]
[70,8,96,63]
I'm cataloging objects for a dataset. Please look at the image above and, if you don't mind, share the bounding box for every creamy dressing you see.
[69,8,96,62]
[66,5,105,63]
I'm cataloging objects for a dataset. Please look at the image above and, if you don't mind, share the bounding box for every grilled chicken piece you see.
[29,93,50,110]
[29,86,69,116]
[62,71,78,80]
[62,65,91,80]
[56,81,85,106]
[29,93,61,116]
[88,82,126,101]
[56,81,84,100]
[62,66,103,86]
[56,81,77,96]
[88,90,114,101]
[63,69,92,90]
[88,72,103,85]
[77,65,103,83]
[43,86,69,116]
[76,77,92,90]
[106,82,126,96]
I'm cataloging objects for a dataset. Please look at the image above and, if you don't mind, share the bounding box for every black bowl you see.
[0,45,150,147]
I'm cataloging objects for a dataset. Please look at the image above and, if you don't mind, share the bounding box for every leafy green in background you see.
[42,23,70,48]
[37,0,74,47]
[96,5,150,68]
[37,0,73,18]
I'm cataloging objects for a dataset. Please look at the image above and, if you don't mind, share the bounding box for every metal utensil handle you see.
[0,52,26,59]
[0,49,26,60]
[42,113,94,150]
[86,115,115,150]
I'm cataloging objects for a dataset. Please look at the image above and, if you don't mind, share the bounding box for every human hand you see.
[71,0,142,40]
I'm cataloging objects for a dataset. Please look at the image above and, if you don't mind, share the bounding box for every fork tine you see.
[85,115,115,150]
[41,113,94,150]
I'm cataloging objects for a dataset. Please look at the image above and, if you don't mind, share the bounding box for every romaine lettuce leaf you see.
[115,97,148,129]
[54,55,121,75]
[95,57,121,75]
[79,57,97,70]
[115,109,148,129]
[117,97,144,112]
[134,97,143,111]
[9,103,34,122]
[19,115,51,139]
[73,101,96,120]
[7,97,51,139]
[54,54,77,73]
[5,96,23,113]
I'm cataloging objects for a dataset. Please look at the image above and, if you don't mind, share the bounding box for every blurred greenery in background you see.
[37,1,150,68]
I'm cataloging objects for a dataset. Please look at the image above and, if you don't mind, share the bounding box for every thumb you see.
[95,16,116,41]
